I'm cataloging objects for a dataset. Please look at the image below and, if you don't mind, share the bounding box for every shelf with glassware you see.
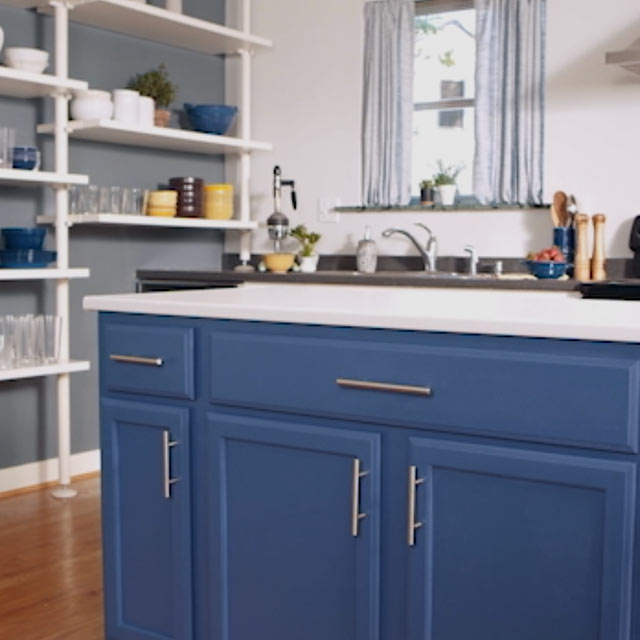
[0,168,88,186]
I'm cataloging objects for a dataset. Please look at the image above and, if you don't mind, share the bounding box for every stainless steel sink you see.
[375,271,496,280]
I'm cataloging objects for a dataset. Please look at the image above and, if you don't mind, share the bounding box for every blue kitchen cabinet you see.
[406,437,636,640]
[196,411,381,640]
[101,398,193,640]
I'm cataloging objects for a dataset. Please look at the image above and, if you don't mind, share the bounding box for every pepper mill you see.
[591,214,607,281]
[573,213,590,281]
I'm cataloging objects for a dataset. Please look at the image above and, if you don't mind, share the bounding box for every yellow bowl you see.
[148,190,178,206]
[263,253,295,273]
[146,207,177,217]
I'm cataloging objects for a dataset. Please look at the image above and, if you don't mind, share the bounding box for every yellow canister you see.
[204,184,233,220]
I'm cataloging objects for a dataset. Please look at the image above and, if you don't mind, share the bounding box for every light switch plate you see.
[317,198,341,223]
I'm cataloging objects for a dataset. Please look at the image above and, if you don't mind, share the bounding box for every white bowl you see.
[4,47,49,74]
[71,92,114,120]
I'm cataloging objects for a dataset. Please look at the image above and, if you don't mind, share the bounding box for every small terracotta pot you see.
[154,109,171,127]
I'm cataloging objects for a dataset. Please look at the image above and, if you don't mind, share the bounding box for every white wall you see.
[228,0,640,259]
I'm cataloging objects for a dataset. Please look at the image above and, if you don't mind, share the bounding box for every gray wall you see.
[0,0,227,471]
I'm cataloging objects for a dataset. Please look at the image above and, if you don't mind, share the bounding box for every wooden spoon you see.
[553,191,568,227]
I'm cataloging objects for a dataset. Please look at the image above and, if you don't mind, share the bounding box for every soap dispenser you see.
[357,226,377,273]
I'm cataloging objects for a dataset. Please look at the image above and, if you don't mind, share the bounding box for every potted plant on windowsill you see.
[126,64,178,127]
[419,179,435,206]
[433,161,463,206]
[290,224,322,273]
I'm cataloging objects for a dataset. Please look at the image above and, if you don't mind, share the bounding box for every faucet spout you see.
[382,224,437,271]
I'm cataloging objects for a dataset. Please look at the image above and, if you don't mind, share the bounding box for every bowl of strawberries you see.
[524,246,567,279]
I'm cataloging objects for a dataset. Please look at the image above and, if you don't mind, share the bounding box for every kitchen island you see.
[85,283,640,640]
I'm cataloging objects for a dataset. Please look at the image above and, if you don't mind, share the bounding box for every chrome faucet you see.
[464,245,478,276]
[382,223,438,271]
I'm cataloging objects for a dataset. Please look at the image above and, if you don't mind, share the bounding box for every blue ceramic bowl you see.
[0,249,56,268]
[184,103,238,135]
[2,227,46,251]
[525,260,567,279]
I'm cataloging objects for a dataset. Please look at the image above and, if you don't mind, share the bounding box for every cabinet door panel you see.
[407,438,635,640]
[202,412,380,640]
[101,399,192,640]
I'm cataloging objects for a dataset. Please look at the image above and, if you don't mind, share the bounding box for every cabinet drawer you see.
[102,321,195,400]
[208,324,640,453]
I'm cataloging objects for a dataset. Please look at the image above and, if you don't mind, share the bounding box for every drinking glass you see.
[131,188,145,215]
[120,187,133,215]
[110,186,122,214]
[98,186,111,213]
[0,127,15,168]
[43,315,62,363]
[0,317,14,369]
[69,185,81,214]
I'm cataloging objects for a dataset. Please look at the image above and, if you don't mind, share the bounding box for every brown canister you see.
[169,177,204,218]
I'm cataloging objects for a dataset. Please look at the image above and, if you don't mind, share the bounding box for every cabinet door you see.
[407,437,635,640]
[101,398,192,640]
[200,411,380,640]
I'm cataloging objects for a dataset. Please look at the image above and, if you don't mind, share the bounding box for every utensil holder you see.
[553,227,575,277]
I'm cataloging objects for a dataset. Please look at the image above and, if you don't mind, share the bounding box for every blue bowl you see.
[525,260,567,279]
[2,227,46,251]
[0,249,56,268]
[184,103,238,135]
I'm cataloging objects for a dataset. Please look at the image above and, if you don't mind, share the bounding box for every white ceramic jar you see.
[112,89,140,126]
[138,96,155,128]
[71,89,113,120]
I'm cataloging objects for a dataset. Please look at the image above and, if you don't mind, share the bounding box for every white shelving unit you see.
[37,119,271,155]
[0,267,90,280]
[36,213,258,230]
[0,360,90,383]
[0,0,270,496]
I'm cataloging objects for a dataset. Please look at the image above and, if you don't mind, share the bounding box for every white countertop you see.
[83,282,640,343]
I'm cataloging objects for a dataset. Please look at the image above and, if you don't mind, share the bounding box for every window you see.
[412,0,475,197]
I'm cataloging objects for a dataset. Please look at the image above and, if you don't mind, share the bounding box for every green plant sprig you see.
[432,160,464,186]
[290,224,322,257]
[126,64,178,109]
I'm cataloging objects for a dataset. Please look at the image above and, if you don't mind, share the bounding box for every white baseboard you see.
[0,449,100,494]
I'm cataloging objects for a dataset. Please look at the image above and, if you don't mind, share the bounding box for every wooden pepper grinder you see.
[591,214,607,281]
[573,213,591,281]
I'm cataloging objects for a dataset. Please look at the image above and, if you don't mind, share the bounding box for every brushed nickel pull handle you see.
[162,430,180,499]
[407,465,424,546]
[336,378,432,397]
[110,354,164,367]
[351,458,369,537]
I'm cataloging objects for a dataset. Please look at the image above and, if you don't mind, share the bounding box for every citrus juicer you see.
[266,165,297,252]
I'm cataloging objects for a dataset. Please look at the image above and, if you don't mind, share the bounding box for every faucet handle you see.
[415,222,433,237]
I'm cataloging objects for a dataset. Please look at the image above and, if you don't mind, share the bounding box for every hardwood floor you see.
[0,475,104,639]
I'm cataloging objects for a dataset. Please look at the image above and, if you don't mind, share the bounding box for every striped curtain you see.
[362,0,415,206]
[473,0,546,205]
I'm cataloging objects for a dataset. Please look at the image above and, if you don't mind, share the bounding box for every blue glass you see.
[12,146,40,170]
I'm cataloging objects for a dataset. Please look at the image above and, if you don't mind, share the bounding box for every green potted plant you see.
[433,160,463,206]
[126,64,178,127]
[419,178,435,206]
[290,224,322,272]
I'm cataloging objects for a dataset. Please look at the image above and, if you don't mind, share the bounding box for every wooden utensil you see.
[573,213,590,281]
[553,191,568,227]
[591,214,607,281]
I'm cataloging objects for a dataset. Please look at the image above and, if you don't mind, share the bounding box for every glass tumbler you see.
[120,187,133,215]
[0,317,15,369]
[0,127,16,168]
[43,315,62,363]
[110,186,122,214]
[98,186,111,213]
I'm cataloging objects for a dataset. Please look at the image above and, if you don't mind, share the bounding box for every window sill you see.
[335,203,549,213]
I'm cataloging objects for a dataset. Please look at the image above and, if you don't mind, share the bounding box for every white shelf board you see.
[0,267,90,280]
[0,359,90,383]
[63,0,272,55]
[0,169,89,186]
[0,66,88,98]
[37,119,272,155]
[36,213,258,230]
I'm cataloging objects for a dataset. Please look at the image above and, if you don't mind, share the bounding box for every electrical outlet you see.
[317,197,341,223]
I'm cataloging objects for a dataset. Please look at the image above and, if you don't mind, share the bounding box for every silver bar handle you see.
[336,378,432,397]
[162,430,180,499]
[351,458,369,537]
[110,354,164,367]
[407,465,424,546]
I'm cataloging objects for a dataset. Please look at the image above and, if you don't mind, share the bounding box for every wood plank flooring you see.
[0,476,104,639]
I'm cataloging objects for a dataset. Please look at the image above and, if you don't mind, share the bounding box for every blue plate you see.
[0,249,57,268]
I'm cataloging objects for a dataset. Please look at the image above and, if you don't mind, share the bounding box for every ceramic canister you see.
[112,89,140,125]
[138,96,155,128]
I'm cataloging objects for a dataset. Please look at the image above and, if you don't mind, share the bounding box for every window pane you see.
[412,107,475,196]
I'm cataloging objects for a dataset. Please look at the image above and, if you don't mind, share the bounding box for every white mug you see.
[112,89,140,126]
[138,96,155,128]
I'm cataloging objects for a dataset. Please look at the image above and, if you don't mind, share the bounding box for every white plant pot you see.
[112,89,140,126]
[298,254,319,273]
[437,184,457,206]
